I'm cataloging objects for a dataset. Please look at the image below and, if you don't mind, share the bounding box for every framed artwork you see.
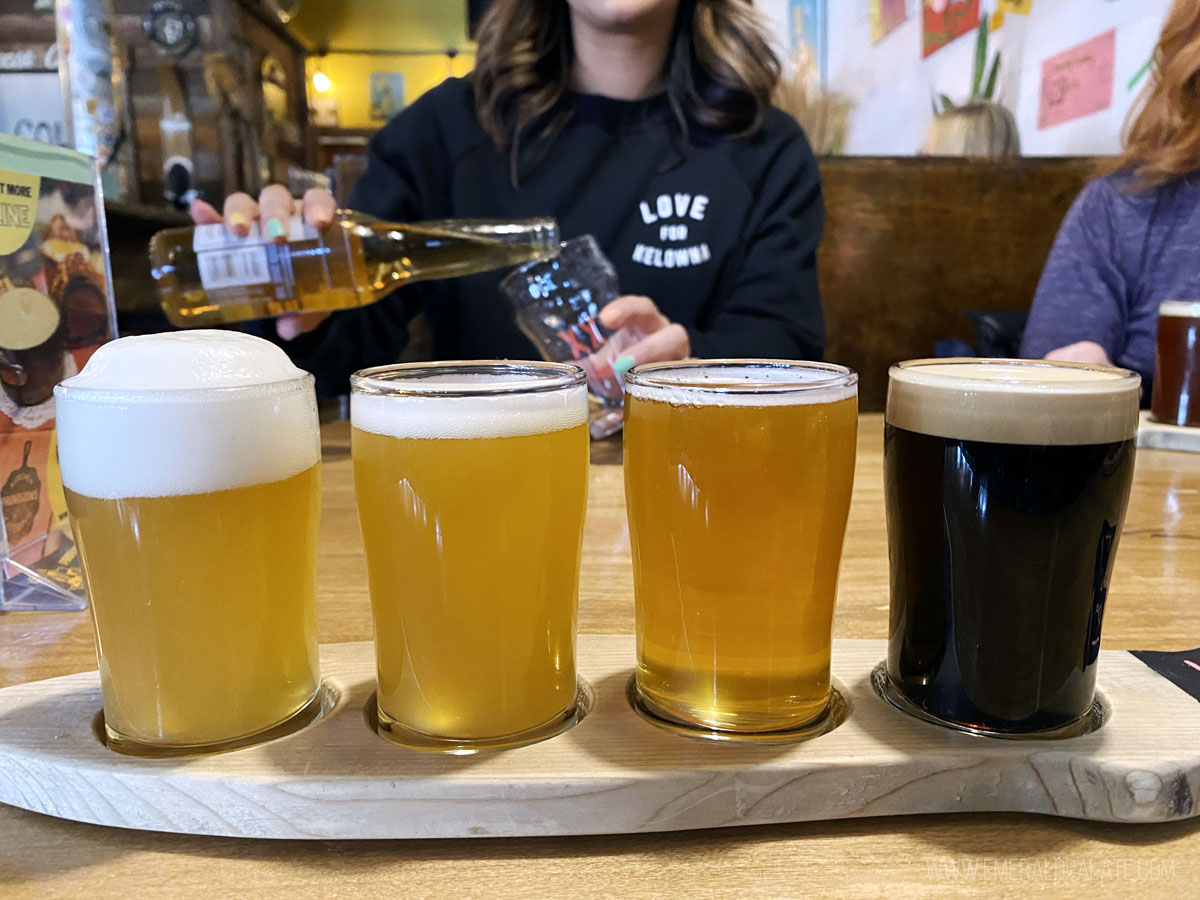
[922,0,980,59]
[870,0,907,44]
[369,72,405,123]
[789,0,827,83]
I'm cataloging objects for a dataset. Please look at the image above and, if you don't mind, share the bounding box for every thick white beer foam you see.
[1159,300,1200,318]
[887,359,1141,446]
[625,363,857,407]
[66,330,307,389]
[55,331,319,499]
[352,374,587,440]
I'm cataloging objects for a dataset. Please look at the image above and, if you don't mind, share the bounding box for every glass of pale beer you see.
[882,359,1140,736]
[351,361,589,752]
[54,331,322,756]
[624,360,858,740]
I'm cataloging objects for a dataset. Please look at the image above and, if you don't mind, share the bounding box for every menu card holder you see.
[0,133,116,610]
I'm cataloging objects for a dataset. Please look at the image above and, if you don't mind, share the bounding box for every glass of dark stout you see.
[880,358,1141,737]
[1151,300,1200,427]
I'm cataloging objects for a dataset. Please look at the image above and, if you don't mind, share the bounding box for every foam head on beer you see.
[883,357,1140,733]
[886,359,1141,445]
[55,330,319,500]
[351,370,587,440]
[624,362,857,408]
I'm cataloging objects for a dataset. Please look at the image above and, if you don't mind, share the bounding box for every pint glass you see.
[501,235,640,439]
[55,331,322,756]
[1151,300,1200,427]
[351,361,589,751]
[883,358,1140,735]
[624,360,858,739]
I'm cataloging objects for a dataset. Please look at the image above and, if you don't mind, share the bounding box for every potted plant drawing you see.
[926,16,1021,157]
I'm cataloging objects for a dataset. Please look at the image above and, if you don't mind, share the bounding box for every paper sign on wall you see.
[990,0,1032,31]
[922,0,980,59]
[870,0,907,44]
[996,0,1033,16]
[1038,29,1116,130]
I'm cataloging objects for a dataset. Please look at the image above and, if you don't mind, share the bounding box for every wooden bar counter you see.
[1,415,1198,897]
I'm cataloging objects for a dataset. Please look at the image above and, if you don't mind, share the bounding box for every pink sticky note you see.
[1038,29,1116,129]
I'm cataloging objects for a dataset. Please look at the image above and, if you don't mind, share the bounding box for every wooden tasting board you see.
[1137,410,1200,453]
[0,637,1196,840]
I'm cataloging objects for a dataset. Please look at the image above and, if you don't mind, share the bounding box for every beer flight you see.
[53,330,1143,757]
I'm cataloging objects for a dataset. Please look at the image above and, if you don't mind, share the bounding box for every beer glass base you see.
[627,677,847,745]
[1150,416,1200,428]
[870,664,1111,740]
[98,686,331,758]
[370,680,593,754]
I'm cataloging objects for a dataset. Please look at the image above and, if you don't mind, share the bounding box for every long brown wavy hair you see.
[471,0,781,182]
[1114,0,1200,187]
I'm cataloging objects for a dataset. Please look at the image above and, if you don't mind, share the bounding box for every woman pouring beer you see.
[1021,0,1200,396]
[191,0,826,396]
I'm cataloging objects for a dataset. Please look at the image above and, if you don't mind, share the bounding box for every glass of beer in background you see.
[351,361,589,752]
[624,360,858,740]
[883,359,1140,736]
[55,331,322,756]
[1151,300,1200,427]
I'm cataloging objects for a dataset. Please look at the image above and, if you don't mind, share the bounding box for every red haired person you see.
[1022,0,1200,393]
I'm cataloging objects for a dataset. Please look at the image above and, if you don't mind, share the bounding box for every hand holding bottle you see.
[189,186,337,339]
[160,192,559,330]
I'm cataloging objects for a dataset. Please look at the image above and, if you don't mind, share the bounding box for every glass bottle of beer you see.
[150,213,560,328]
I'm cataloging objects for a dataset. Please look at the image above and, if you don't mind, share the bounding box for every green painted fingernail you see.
[267,218,287,239]
[613,355,636,377]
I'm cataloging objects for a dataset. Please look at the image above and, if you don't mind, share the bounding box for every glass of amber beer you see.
[624,360,858,740]
[351,361,589,752]
[1151,300,1200,427]
[54,331,322,756]
[882,359,1140,736]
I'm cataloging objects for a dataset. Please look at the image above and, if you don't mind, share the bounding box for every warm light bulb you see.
[312,71,331,94]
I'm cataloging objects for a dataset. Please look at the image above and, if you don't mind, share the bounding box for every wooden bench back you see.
[819,157,1097,410]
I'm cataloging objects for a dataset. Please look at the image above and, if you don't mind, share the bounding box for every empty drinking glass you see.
[501,235,642,439]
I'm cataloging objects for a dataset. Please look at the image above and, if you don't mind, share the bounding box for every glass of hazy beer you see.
[882,358,1140,737]
[350,361,589,752]
[624,360,858,741]
[1151,300,1200,427]
[54,331,322,756]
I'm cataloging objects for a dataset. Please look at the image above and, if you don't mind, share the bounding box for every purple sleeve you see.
[1019,179,1129,360]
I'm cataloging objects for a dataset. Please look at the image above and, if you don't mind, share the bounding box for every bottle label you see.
[193,216,317,297]
[196,242,271,290]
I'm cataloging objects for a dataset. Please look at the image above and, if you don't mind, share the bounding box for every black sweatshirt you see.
[278,77,825,396]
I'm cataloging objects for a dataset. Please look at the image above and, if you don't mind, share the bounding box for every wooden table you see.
[1,415,1197,898]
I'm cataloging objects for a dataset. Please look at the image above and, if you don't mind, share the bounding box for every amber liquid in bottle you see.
[150,213,560,328]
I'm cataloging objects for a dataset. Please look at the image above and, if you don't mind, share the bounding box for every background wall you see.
[759,0,1172,156]
[289,1,467,52]
[295,0,1172,151]
[306,53,475,130]
[289,0,474,130]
